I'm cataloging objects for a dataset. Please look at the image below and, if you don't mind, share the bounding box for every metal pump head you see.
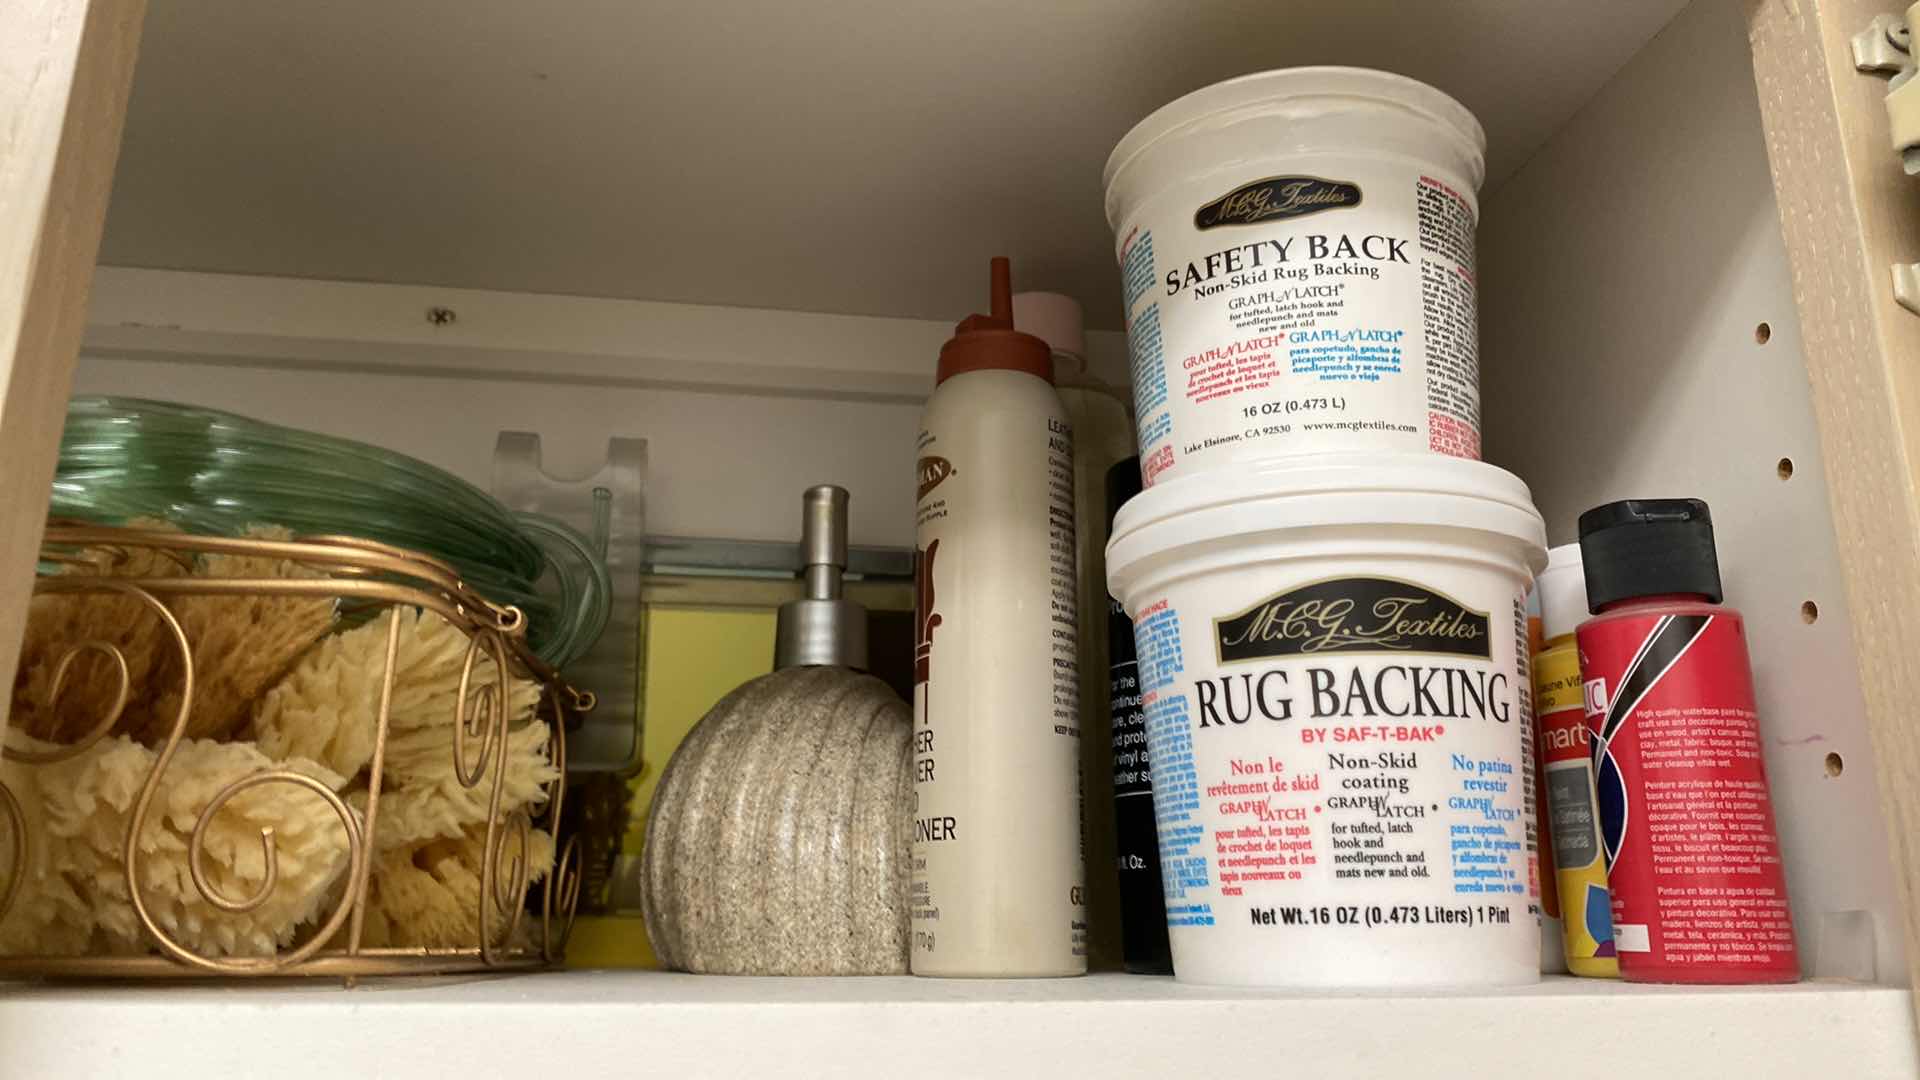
[774,485,869,670]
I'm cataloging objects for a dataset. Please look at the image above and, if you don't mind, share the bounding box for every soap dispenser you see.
[774,485,868,670]
[639,485,913,975]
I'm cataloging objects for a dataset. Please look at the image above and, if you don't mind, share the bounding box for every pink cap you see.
[1011,291,1086,364]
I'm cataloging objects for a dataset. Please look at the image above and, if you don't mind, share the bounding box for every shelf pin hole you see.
[1825,752,1844,778]
[1801,600,1820,623]
[1755,321,1772,344]
[1777,457,1794,480]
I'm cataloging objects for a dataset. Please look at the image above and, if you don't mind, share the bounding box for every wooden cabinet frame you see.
[1750,0,1920,1007]
[0,0,144,727]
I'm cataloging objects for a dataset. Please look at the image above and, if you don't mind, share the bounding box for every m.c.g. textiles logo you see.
[1194,175,1361,230]
[1214,576,1489,663]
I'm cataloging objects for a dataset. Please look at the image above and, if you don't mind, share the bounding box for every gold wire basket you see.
[0,523,588,977]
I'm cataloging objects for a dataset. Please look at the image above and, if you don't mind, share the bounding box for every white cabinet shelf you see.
[0,971,1910,1079]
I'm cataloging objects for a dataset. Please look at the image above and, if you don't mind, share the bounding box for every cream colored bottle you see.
[912,258,1086,977]
[1014,290,1135,968]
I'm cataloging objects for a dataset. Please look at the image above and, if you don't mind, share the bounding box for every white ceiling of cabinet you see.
[99,0,1689,330]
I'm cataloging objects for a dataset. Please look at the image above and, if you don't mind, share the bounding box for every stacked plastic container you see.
[1101,68,1551,988]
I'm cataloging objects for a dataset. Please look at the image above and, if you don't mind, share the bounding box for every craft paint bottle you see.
[1575,500,1797,983]
[1106,457,1173,975]
[1524,592,1566,974]
[912,257,1087,977]
[1533,544,1617,977]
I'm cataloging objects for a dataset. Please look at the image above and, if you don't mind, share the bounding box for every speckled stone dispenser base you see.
[639,667,913,975]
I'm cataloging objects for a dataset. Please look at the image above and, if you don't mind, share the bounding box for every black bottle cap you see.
[1106,457,1143,531]
[1576,498,1723,611]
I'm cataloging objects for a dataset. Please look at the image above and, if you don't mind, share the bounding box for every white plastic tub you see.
[1105,453,1547,987]
[1104,68,1487,487]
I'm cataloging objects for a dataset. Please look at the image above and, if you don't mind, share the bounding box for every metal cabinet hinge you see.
[1853,8,1920,314]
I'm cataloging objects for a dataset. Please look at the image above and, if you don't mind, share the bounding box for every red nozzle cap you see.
[937,256,1053,386]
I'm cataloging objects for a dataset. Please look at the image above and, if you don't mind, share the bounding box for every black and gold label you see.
[1193,175,1361,230]
[1215,577,1490,662]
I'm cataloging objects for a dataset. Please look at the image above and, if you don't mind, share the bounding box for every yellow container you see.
[1534,638,1619,977]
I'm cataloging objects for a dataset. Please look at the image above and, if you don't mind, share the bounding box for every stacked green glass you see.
[51,396,608,667]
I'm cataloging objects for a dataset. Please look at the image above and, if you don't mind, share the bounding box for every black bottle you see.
[1106,458,1173,975]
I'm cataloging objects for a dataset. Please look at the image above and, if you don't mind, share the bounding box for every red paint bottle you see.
[1575,499,1798,983]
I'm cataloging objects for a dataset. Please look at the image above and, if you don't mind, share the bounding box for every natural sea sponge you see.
[254,606,555,854]
[365,722,558,851]
[129,526,337,743]
[354,824,554,949]
[0,755,97,956]
[10,536,189,745]
[11,523,335,747]
[254,607,542,779]
[0,735,353,959]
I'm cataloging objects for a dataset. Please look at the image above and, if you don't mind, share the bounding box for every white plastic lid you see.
[1102,66,1487,201]
[1536,542,1588,641]
[1106,453,1547,601]
[1012,291,1085,364]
